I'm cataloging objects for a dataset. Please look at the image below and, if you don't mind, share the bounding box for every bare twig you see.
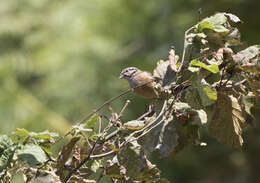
[63,99,132,182]
[121,100,168,147]
[234,79,247,86]
[55,80,153,144]
[118,100,131,118]
[63,136,101,183]
[178,26,196,72]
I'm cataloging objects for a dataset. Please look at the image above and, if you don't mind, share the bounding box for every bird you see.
[119,67,158,99]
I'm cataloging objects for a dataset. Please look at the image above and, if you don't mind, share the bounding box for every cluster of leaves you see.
[0,12,259,183]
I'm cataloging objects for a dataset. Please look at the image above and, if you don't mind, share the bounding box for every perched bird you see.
[119,67,158,99]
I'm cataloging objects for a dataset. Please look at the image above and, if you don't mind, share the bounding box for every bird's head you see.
[119,67,139,80]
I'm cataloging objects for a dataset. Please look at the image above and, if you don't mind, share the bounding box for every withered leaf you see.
[209,93,246,148]
[56,136,80,177]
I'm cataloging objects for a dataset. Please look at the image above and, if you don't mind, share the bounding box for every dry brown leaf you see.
[209,92,246,148]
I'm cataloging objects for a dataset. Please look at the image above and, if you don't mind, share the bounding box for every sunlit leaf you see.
[123,120,145,130]
[14,128,30,137]
[190,59,219,73]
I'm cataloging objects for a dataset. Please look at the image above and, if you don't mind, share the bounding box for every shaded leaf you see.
[153,60,177,88]
[190,78,217,107]
[117,140,160,181]
[174,102,207,125]
[105,156,125,179]
[85,114,99,128]
[24,168,61,183]
[17,144,48,166]
[56,136,81,177]
[155,117,178,157]
[241,92,257,116]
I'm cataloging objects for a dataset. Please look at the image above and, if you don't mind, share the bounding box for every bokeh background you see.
[1,0,260,182]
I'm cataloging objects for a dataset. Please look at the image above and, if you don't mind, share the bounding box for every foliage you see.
[0,12,259,183]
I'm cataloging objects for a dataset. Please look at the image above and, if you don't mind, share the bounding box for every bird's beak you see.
[119,74,124,79]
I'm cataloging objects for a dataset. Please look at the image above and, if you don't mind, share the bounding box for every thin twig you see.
[118,100,131,118]
[90,150,116,159]
[63,99,132,182]
[120,100,167,147]
[178,26,196,72]
[234,79,247,86]
[63,136,101,183]
[55,80,153,144]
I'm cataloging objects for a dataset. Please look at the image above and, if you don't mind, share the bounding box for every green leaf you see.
[203,86,217,100]
[17,144,48,166]
[197,21,214,32]
[85,114,99,128]
[14,128,30,137]
[31,131,59,141]
[0,135,16,172]
[190,59,219,73]
[197,13,229,33]
[188,66,200,72]
[14,129,59,142]
[90,159,102,173]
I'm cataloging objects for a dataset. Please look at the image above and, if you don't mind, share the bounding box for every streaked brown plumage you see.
[119,67,158,99]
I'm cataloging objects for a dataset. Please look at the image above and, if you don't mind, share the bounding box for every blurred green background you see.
[1,0,260,182]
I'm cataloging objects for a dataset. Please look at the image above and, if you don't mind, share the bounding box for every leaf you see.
[117,139,160,181]
[14,128,59,142]
[174,102,207,125]
[105,156,125,179]
[85,114,99,128]
[189,59,219,73]
[190,77,217,107]
[123,120,145,130]
[233,45,259,64]
[197,21,214,32]
[153,60,177,88]
[23,168,62,183]
[17,144,48,166]
[14,128,31,137]
[241,92,257,116]
[188,66,200,72]
[196,13,229,33]
[72,124,93,135]
[234,45,260,74]
[56,136,80,176]
[31,131,59,141]
[155,117,179,157]
[224,13,242,23]
[0,135,16,172]
[209,93,246,148]
[90,160,102,173]
[203,86,217,100]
